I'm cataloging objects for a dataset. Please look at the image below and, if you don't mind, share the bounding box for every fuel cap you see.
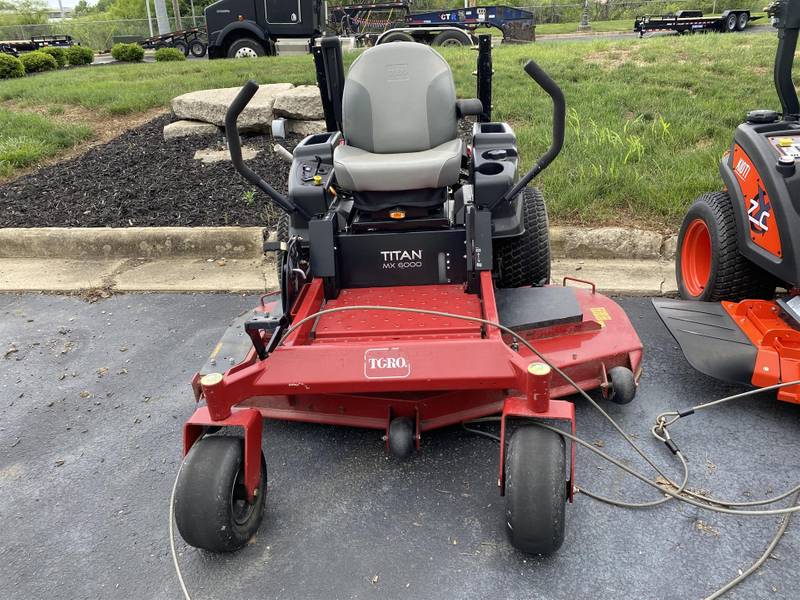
[777,155,796,177]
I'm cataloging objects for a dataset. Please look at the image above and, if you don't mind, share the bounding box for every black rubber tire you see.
[275,213,289,258]
[432,30,471,47]
[607,366,636,404]
[189,39,207,57]
[174,436,267,553]
[505,426,566,555]
[725,13,737,32]
[227,37,266,59]
[388,417,415,458]
[380,31,414,43]
[494,187,551,288]
[172,39,189,56]
[736,12,749,31]
[676,192,776,301]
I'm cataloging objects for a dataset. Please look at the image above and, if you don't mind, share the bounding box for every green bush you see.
[65,45,94,66]
[0,53,25,79]
[39,46,67,68]
[154,47,186,62]
[19,51,58,73]
[111,43,144,62]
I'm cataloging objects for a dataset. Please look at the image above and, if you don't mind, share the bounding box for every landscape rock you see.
[171,83,295,131]
[273,85,325,120]
[163,119,221,141]
[286,119,328,137]
[551,226,664,260]
[662,234,678,260]
[194,146,259,164]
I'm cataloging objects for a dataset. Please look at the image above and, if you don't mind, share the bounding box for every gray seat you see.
[333,42,462,196]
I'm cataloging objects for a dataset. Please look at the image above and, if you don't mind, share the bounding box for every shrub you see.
[19,51,58,73]
[154,47,186,62]
[66,45,94,66]
[0,53,25,79]
[111,42,144,62]
[39,46,67,67]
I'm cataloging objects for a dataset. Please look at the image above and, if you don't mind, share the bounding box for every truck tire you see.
[432,30,471,47]
[493,188,551,288]
[676,191,776,301]
[380,31,414,43]
[227,38,265,58]
[736,12,749,31]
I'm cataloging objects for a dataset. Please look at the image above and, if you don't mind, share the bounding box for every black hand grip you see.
[495,60,566,207]
[224,81,310,220]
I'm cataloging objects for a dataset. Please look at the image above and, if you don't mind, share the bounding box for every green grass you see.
[535,19,633,35]
[0,109,91,179]
[0,31,784,225]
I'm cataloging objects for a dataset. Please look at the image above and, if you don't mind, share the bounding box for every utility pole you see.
[145,0,154,37]
[578,0,591,31]
[189,0,197,27]
[171,0,183,30]
[154,0,171,34]
[57,0,65,20]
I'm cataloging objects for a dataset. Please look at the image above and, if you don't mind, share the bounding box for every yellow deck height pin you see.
[200,372,223,387]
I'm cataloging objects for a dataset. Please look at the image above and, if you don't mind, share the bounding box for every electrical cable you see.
[169,458,192,600]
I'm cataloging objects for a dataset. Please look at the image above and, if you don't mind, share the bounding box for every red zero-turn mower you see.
[654,0,800,404]
[173,35,643,555]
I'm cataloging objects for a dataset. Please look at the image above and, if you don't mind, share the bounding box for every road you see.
[1,294,798,600]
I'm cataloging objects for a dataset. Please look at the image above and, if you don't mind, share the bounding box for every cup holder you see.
[477,162,504,175]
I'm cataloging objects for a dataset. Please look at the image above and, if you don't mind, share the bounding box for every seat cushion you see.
[333,138,463,192]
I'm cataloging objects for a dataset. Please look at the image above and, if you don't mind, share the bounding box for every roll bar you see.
[224,81,313,220]
[496,60,565,207]
[771,0,800,118]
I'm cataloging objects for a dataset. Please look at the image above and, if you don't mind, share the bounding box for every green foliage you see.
[19,50,58,73]
[111,42,144,62]
[0,53,25,79]
[155,47,187,62]
[39,46,67,68]
[66,45,95,66]
[0,0,48,25]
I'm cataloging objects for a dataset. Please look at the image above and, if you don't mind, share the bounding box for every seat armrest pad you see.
[456,99,483,118]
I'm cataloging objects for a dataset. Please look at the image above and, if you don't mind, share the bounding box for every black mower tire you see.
[676,191,776,302]
[189,39,207,57]
[607,366,636,404]
[174,436,267,553]
[227,37,266,58]
[432,30,471,47]
[505,425,566,555]
[172,39,189,56]
[380,31,414,43]
[494,187,551,288]
[388,417,415,458]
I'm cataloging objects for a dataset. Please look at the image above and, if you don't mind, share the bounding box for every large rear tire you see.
[676,191,776,301]
[505,425,566,555]
[493,187,551,288]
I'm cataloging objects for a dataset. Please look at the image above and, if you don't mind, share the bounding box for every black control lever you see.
[493,60,566,208]
[225,81,312,220]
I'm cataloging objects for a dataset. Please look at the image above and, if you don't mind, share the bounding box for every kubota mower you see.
[654,0,800,404]
[173,36,643,556]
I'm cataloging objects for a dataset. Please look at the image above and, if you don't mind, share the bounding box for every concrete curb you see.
[0,226,675,260]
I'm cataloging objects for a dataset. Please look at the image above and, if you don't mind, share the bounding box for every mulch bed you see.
[0,114,302,228]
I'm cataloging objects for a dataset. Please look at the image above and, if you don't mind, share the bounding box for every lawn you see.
[0,31,782,226]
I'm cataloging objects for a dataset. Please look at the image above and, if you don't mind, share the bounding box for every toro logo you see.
[364,347,411,379]
[734,158,752,181]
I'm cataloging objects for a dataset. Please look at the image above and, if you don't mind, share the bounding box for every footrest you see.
[495,286,583,331]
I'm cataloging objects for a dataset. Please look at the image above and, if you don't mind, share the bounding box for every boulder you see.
[273,85,325,120]
[171,83,295,131]
[286,119,327,137]
[163,119,221,141]
[194,146,259,164]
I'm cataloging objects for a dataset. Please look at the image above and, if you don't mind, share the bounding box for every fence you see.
[0,0,765,50]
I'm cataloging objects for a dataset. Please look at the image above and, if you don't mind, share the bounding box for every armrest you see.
[456,99,484,118]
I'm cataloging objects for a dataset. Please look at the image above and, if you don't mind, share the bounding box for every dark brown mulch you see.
[0,114,303,228]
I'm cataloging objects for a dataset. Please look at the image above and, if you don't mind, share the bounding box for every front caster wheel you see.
[504,425,566,554]
[174,436,267,552]
[605,366,637,404]
[388,417,415,459]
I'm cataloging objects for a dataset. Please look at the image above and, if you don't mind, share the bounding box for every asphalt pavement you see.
[1,293,798,600]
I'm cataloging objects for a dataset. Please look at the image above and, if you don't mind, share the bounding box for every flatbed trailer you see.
[140,27,207,57]
[634,9,761,36]
[0,34,75,57]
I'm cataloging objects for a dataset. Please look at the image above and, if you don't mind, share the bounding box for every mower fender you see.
[183,406,264,502]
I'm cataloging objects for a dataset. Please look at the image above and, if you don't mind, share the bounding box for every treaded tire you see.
[174,436,267,553]
[607,366,636,404]
[380,31,414,43]
[505,426,566,555]
[676,191,776,302]
[432,30,471,46]
[227,37,265,58]
[494,187,551,288]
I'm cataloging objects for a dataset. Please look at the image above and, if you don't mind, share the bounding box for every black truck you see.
[204,0,326,58]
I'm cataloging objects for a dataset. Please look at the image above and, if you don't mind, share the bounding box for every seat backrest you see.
[341,42,458,154]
